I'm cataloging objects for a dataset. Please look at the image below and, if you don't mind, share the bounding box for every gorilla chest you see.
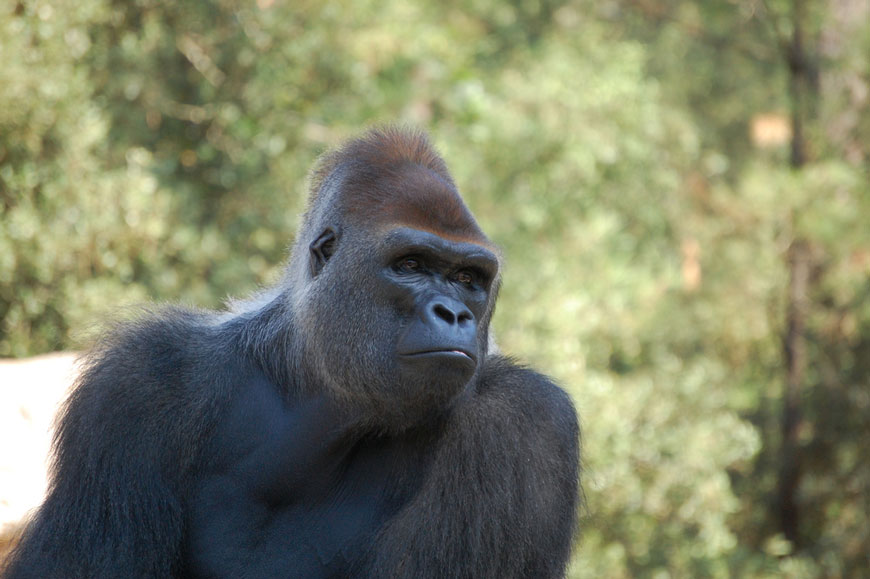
[185,426,430,578]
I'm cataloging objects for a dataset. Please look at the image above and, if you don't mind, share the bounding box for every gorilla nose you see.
[397,297,479,362]
[430,299,474,327]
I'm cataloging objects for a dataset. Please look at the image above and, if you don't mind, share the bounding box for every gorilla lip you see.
[400,349,476,363]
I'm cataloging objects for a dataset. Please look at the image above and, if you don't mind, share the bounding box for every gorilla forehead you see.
[309,126,490,244]
[342,163,490,244]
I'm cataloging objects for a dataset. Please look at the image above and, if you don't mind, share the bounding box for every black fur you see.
[2,128,580,579]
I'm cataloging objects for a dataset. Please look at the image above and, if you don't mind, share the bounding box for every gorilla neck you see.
[330,379,472,436]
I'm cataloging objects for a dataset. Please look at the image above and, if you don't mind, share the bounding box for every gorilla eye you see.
[454,270,475,286]
[396,257,422,273]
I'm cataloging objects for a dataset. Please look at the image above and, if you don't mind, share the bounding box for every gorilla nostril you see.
[433,303,457,324]
[432,302,475,326]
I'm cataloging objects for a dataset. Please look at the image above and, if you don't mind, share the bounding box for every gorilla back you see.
[2,127,580,579]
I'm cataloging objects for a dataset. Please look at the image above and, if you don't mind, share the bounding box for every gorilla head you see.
[286,128,501,430]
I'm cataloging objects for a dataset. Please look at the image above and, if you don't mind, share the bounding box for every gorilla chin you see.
[398,350,478,394]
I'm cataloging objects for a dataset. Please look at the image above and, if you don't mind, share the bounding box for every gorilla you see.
[2,127,580,578]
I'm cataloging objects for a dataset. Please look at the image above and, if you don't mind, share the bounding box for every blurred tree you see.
[1,0,868,576]
[595,0,870,575]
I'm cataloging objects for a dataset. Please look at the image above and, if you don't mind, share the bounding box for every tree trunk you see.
[779,238,810,547]
[777,0,816,548]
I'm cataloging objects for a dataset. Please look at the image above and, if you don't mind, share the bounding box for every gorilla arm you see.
[1,311,224,579]
[369,355,581,579]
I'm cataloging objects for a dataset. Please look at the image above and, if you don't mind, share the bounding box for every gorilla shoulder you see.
[478,354,579,433]
[67,307,233,432]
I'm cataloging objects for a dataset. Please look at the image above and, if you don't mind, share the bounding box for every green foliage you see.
[2,0,869,575]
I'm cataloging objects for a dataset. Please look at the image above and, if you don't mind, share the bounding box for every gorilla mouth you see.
[400,349,476,363]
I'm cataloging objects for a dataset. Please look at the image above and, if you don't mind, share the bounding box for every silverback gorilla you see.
[2,128,580,578]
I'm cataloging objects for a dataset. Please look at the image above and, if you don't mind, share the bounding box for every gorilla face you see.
[300,221,499,428]
[288,145,501,429]
[379,226,498,378]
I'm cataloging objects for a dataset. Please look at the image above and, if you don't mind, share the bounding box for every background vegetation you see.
[1,0,868,576]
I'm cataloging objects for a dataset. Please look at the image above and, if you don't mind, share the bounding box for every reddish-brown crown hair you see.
[309,127,488,242]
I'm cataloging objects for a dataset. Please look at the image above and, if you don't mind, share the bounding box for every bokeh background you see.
[1,0,869,576]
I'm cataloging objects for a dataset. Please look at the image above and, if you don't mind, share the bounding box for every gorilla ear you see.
[309,228,338,277]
